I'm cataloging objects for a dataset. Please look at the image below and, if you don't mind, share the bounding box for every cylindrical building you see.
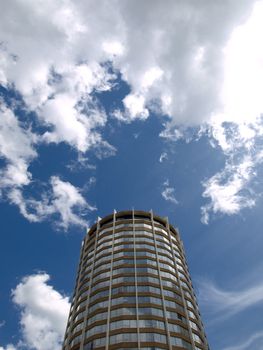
[63,210,209,350]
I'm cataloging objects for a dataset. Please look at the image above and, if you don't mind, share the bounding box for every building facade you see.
[63,210,209,350]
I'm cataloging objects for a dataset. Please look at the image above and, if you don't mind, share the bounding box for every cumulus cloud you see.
[0,345,16,350]
[201,157,257,224]
[9,176,95,230]
[0,273,70,350]
[1,0,263,224]
[0,0,257,128]
[161,180,178,204]
[0,101,95,230]
[201,114,263,223]
[0,104,37,191]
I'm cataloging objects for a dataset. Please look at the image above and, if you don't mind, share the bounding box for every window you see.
[138,296,162,305]
[110,319,137,330]
[83,336,106,349]
[87,311,108,325]
[111,307,136,317]
[110,332,138,344]
[85,323,107,338]
[140,333,167,344]
[111,296,136,306]
[138,319,165,329]
[170,337,192,349]
[138,307,164,318]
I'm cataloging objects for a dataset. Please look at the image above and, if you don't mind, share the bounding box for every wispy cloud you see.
[222,331,263,350]
[198,279,263,321]
[161,180,178,204]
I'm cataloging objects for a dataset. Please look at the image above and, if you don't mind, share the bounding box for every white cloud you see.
[0,100,95,230]
[159,152,168,163]
[116,93,149,122]
[222,331,263,350]
[220,1,263,125]
[198,279,263,350]
[7,273,70,350]
[8,176,95,230]
[0,104,37,191]
[0,0,257,128]
[0,345,16,350]
[201,157,256,224]
[198,279,263,319]
[1,0,263,224]
[162,180,178,204]
[201,113,263,223]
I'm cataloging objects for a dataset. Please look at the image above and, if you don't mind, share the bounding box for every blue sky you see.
[1,1,263,349]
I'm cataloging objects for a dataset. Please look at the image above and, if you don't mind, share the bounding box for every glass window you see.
[140,333,167,344]
[114,236,134,244]
[189,320,199,331]
[138,296,162,305]
[166,310,186,324]
[135,244,155,252]
[89,289,109,303]
[159,262,176,274]
[110,332,138,344]
[112,285,136,294]
[83,336,106,349]
[77,288,89,302]
[181,281,191,291]
[111,296,136,305]
[72,321,84,334]
[70,334,81,347]
[137,267,158,275]
[163,288,182,301]
[158,254,174,265]
[188,310,197,320]
[155,233,170,243]
[186,299,196,310]
[135,237,154,244]
[76,299,87,312]
[168,323,189,337]
[136,258,156,267]
[96,247,112,258]
[110,319,137,330]
[138,319,165,329]
[137,285,161,294]
[113,259,134,267]
[111,307,136,317]
[89,300,108,314]
[192,333,203,344]
[87,311,108,325]
[93,270,111,283]
[98,226,113,236]
[112,276,135,285]
[137,276,159,285]
[85,323,107,338]
[112,267,135,275]
[138,307,164,317]
[165,299,184,312]
[160,270,175,280]
[170,337,192,349]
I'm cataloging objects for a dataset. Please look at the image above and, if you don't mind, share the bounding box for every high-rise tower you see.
[63,210,208,350]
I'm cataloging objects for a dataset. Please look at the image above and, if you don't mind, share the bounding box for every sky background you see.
[1,1,263,349]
